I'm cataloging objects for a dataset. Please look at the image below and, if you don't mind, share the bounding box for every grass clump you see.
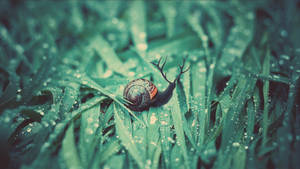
[0,0,299,169]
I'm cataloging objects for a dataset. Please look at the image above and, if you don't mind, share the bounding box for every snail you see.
[123,57,189,111]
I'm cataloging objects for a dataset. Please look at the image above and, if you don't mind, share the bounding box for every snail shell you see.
[123,79,157,111]
[123,56,189,111]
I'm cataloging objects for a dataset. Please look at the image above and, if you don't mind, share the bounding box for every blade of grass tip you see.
[113,103,145,169]
[89,35,129,76]
[170,90,190,169]
[62,123,83,169]
[159,1,176,38]
[79,104,100,168]
[128,0,148,57]
[262,48,270,147]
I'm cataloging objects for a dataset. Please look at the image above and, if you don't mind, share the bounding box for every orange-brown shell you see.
[123,79,157,111]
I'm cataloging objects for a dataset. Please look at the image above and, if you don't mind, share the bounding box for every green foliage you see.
[0,0,299,169]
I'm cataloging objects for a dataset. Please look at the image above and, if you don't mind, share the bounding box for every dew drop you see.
[150,113,158,124]
[103,70,112,78]
[27,128,32,133]
[16,94,22,101]
[137,43,148,51]
[232,142,240,147]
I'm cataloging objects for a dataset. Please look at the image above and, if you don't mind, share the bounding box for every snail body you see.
[123,57,189,112]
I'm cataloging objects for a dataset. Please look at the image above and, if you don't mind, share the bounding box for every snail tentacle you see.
[151,56,172,84]
[173,56,190,83]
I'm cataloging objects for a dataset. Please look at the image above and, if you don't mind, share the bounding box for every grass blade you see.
[170,90,190,169]
[114,103,144,169]
[62,123,83,169]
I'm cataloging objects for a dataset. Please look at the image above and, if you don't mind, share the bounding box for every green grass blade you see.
[191,60,207,146]
[170,90,190,169]
[79,104,100,168]
[158,107,171,168]
[232,147,246,169]
[128,0,147,56]
[92,138,121,168]
[159,1,176,38]
[62,123,83,169]
[262,48,270,147]
[89,35,129,76]
[114,103,145,169]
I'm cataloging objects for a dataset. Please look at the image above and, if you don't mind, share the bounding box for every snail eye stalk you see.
[151,56,190,84]
[174,56,190,83]
[151,56,172,83]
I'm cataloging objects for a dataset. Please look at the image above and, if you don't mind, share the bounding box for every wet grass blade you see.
[79,104,101,168]
[62,123,83,169]
[92,138,121,168]
[158,107,171,169]
[113,103,145,169]
[191,60,206,146]
[170,90,190,169]
[159,1,176,38]
[89,35,129,76]
[128,0,147,56]
[262,48,270,147]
